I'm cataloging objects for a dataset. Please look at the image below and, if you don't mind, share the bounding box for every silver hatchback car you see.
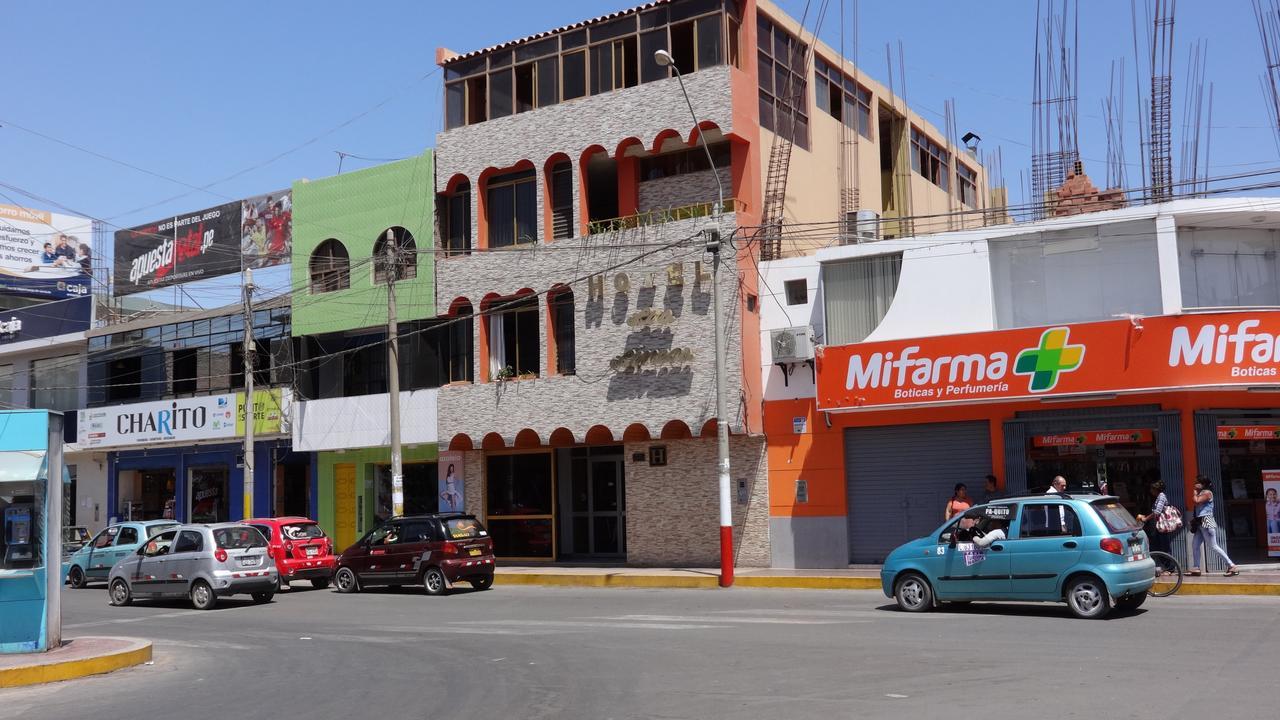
[108,523,279,610]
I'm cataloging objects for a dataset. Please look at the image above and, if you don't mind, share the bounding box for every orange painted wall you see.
[765,389,1280,520]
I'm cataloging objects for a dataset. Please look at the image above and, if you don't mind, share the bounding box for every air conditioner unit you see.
[770,326,814,364]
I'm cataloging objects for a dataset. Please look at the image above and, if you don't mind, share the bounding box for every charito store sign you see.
[78,394,237,448]
[816,311,1280,411]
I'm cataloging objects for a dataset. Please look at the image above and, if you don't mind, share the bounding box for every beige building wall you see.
[755,0,993,255]
[624,435,770,568]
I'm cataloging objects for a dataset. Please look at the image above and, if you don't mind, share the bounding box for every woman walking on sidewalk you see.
[1188,475,1240,577]
[1136,480,1173,559]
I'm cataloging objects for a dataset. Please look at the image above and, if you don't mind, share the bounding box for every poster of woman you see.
[438,452,464,513]
[1263,470,1280,558]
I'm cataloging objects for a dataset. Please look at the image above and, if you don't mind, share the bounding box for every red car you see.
[243,517,337,589]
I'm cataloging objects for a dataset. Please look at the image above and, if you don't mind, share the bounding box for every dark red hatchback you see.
[333,513,495,595]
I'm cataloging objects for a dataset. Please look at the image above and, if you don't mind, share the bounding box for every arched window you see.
[548,286,575,375]
[439,180,472,255]
[309,239,350,293]
[448,299,474,384]
[373,226,417,283]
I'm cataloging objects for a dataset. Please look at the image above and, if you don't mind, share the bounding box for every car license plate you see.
[468,548,482,556]
[1130,553,1144,562]
[306,546,318,557]
[239,557,257,567]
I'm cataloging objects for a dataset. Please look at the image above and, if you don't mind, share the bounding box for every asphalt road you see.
[3,583,1277,720]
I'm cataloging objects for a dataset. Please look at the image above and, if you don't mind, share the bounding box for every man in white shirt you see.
[1047,476,1067,494]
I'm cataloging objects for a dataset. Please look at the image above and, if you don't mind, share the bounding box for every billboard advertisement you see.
[77,394,238,449]
[113,202,242,296]
[241,190,292,270]
[0,204,94,300]
[818,311,1280,412]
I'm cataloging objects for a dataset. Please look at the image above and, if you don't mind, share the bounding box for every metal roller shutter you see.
[844,421,992,564]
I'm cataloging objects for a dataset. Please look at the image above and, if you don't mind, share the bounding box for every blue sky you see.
[2,1,1274,305]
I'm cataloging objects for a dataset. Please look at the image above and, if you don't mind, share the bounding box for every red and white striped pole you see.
[708,228,734,587]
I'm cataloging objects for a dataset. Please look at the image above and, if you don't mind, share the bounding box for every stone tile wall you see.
[623,435,770,568]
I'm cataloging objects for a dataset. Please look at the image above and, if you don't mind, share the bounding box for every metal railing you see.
[587,198,739,235]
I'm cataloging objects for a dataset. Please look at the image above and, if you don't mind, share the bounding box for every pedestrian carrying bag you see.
[1156,505,1183,533]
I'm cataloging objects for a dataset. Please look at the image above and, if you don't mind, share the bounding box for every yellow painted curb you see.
[498,573,1280,595]
[0,641,152,688]
[496,573,718,589]
[1158,582,1280,596]
[735,576,882,590]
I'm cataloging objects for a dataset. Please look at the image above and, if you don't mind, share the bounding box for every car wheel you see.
[471,575,493,591]
[1115,593,1147,612]
[109,578,132,606]
[334,567,359,594]
[894,572,934,613]
[311,578,331,590]
[67,566,86,589]
[1065,575,1112,619]
[251,591,275,604]
[190,580,218,611]
[423,567,448,596]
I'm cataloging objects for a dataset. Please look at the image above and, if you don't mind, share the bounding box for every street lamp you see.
[653,49,724,215]
[655,48,734,588]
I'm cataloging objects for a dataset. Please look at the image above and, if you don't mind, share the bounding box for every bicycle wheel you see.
[1148,551,1182,597]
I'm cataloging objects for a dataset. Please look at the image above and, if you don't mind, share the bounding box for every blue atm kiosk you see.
[0,410,67,653]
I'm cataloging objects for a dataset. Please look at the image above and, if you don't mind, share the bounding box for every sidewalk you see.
[0,637,152,688]
[495,564,1280,595]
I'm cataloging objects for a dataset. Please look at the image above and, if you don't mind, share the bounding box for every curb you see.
[498,573,1280,595]
[1157,581,1280,596]
[495,573,881,591]
[0,639,152,688]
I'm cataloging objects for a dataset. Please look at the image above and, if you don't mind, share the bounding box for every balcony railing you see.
[587,198,740,235]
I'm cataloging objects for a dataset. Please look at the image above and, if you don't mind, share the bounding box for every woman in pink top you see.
[944,483,972,521]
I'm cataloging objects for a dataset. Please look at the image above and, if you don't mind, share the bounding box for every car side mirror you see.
[940,532,952,545]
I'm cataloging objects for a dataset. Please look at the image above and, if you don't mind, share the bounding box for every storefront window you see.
[131,469,177,521]
[189,467,228,524]
[486,453,554,558]
[1215,425,1280,561]
[1026,429,1160,515]
[375,463,438,518]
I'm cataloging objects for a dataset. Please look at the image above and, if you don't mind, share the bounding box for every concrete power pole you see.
[385,230,404,518]
[241,267,256,519]
[706,228,734,587]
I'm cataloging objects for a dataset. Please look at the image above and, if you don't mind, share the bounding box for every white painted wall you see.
[292,389,438,452]
[760,257,821,402]
[65,450,109,535]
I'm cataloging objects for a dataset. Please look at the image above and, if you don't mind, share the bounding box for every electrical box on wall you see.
[737,479,748,504]
[795,479,809,503]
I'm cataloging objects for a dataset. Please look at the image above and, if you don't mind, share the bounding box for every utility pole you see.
[653,47,735,588]
[384,230,404,518]
[706,228,734,587]
[241,267,256,519]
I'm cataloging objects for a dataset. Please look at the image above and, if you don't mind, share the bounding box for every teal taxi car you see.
[880,494,1156,619]
[65,520,179,588]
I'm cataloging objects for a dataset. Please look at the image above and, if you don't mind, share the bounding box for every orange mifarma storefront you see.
[766,310,1280,569]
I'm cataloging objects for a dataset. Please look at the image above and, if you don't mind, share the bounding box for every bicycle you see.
[1148,550,1183,597]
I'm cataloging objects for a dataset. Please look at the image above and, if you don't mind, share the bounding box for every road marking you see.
[448,619,722,631]
[597,614,859,625]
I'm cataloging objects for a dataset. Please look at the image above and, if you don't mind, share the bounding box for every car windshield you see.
[147,523,179,538]
[1091,500,1143,533]
[282,523,325,540]
[214,526,266,549]
[444,518,486,539]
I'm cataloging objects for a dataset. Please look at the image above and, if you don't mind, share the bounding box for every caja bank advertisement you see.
[816,311,1280,411]
[0,204,94,300]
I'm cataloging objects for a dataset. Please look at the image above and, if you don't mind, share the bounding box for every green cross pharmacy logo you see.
[1014,327,1085,392]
